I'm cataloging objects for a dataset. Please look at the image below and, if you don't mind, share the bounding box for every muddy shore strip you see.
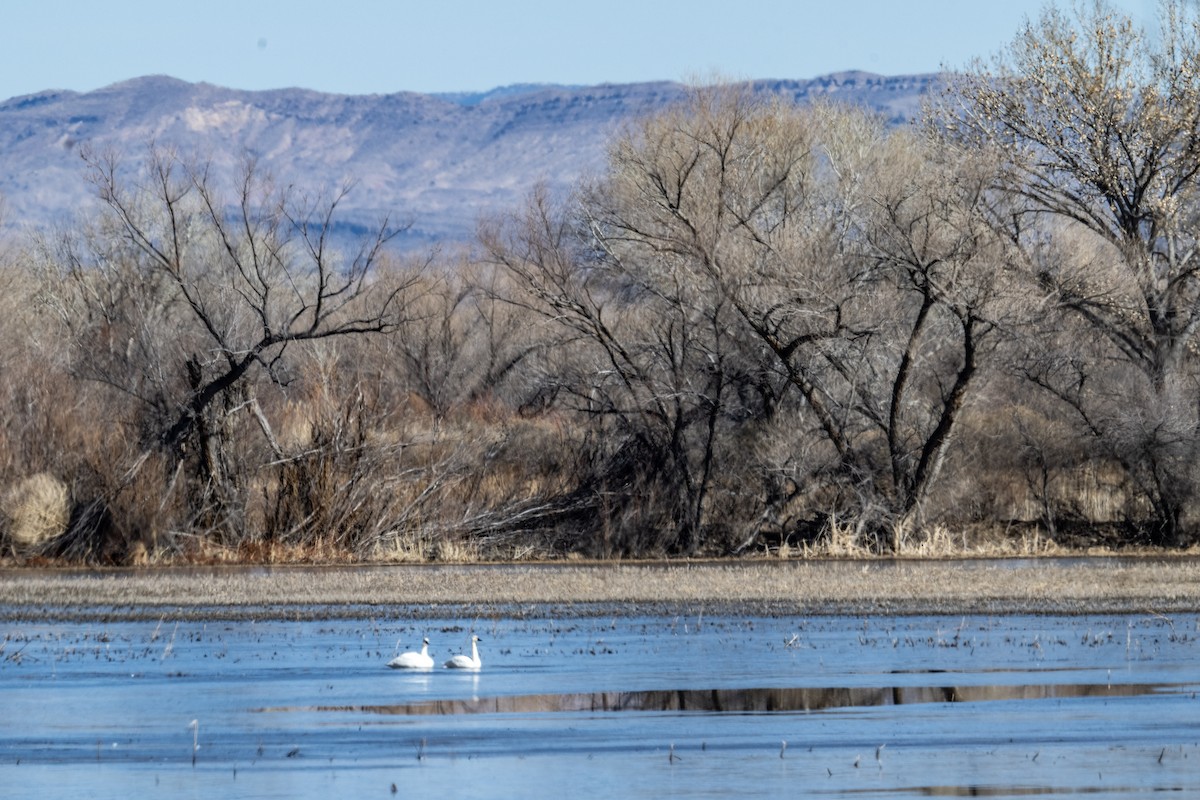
[1,558,1199,621]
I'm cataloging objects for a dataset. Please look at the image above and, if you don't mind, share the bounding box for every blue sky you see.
[0,0,1157,102]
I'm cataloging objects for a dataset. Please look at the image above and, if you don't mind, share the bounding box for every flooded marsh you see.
[2,611,1198,797]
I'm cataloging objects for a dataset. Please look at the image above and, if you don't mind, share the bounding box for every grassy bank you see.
[2,557,1199,621]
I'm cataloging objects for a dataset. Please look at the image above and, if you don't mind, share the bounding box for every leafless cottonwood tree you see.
[836,118,1017,537]
[940,0,1200,544]
[585,86,1015,548]
[481,183,746,555]
[571,87,838,550]
[483,86,1016,553]
[40,145,419,544]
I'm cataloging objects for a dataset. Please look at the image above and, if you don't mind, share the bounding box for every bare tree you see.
[846,123,1017,533]
[564,87,852,551]
[477,85,1020,554]
[582,85,1016,548]
[383,259,548,417]
[481,181,747,555]
[40,145,419,543]
[939,0,1200,544]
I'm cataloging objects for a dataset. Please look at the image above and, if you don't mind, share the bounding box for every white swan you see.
[444,635,482,670]
[388,637,434,670]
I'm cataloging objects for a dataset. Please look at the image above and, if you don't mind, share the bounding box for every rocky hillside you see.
[0,72,937,248]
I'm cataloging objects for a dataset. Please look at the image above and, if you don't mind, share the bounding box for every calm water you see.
[1,611,1198,798]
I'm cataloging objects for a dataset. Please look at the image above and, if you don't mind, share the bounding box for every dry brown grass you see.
[783,517,1067,560]
[2,558,1200,620]
[1,473,70,552]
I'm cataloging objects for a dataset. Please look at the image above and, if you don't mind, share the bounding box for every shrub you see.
[1,473,70,553]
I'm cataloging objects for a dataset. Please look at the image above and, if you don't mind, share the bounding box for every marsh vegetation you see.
[5,1,1200,563]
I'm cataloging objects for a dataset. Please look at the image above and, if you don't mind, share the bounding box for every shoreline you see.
[3,557,1200,621]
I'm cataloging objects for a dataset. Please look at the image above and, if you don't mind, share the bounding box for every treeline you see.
[3,1,1200,562]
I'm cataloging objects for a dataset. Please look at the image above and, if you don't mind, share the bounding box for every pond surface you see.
[1,611,1198,798]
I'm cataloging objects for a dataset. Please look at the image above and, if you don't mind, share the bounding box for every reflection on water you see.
[266,680,1185,717]
[907,787,1111,797]
[5,612,1199,800]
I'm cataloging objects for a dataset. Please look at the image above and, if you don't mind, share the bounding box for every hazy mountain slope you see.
[0,72,938,247]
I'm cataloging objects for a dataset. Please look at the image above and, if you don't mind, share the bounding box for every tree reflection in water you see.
[265,681,1181,717]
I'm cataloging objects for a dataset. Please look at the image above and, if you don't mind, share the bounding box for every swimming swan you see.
[444,635,482,670]
[388,637,434,670]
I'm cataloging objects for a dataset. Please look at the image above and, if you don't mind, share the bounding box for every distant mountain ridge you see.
[0,72,939,248]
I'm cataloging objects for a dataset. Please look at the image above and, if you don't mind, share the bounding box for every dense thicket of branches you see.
[2,0,1198,561]
[939,0,1200,545]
